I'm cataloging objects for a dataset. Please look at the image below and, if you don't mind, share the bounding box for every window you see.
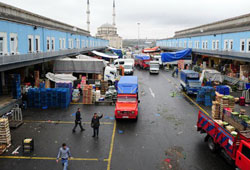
[68,39,73,49]
[35,35,40,52]
[184,41,187,48]
[10,33,18,55]
[59,38,62,49]
[179,41,182,47]
[229,40,233,51]
[247,39,250,52]
[0,37,3,55]
[216,40,219,50]
[63,38,66,49]
[202,41,205,49]
[76,39,80,48]
[188,41,192,48]
[240,39,245,52]
[28,35,34,53]
[51,37,55,51]
[175,42,178,47]
[224,40,228,50]
[205,41,208,49]
[212,40,215,50]
[242,144,250,160]
[47,37,50,51]
[81,40,85,48]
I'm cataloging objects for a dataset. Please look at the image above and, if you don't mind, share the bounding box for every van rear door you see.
[236,140,250,170]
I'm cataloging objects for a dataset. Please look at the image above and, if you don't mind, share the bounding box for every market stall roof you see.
[108,47,123,58]
[92,50,118,59]
[53,56,107,74]
[46,72,77,83]
[135,54,150,60]
[161,48,192,62]
[142,46,160,53]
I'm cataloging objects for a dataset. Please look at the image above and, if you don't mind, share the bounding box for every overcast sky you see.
[1,0,250,39]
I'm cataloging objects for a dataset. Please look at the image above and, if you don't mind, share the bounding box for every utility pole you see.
[86,0,90,32]
[137,22,140,49]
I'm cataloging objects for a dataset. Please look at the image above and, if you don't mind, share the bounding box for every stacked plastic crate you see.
[34,89,41,108]
[216,85,230,95]
[59,88,70,108]
[46,88,52,108]
[196,86,215,106]
[12,74,21,99]
[28,88,35,107]
[56,83,72,101]
[40,88,48,109]
[27,88,70,109]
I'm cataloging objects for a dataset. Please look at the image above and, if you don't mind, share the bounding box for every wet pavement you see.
[0,69,236,170]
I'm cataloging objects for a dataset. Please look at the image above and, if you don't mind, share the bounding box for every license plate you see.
[123,116,129,118]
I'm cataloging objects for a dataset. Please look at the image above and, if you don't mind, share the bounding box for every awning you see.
[142,46,160,53]
[54,57,107,74]
[161,48,192,62]
[108,47,123,58]
[92,50,118,59]
[46,72,77,83]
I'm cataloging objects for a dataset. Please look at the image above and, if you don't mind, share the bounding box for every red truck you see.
[134,55,151,69]
[197,110,250,170]
[115,76,139,120]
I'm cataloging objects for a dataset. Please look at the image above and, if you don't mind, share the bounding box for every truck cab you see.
[124,63,134,75]
[149,61,160,74]
[104,66,118,84]
[236,136,250,170]
[115,76,139,120]
[180,70,201,94]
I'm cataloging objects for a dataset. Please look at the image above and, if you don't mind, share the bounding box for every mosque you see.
[87,0,122,49]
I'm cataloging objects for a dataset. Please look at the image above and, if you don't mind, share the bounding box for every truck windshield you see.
[118,96,136,102]
[124,65,132,69]
[150,64,159,68]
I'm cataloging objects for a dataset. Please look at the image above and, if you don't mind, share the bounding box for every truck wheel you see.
[207,136,217,153]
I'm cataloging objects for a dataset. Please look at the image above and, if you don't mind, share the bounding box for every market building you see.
[156,13,250,83]
[96,0,123,49]
[0,2,108,114]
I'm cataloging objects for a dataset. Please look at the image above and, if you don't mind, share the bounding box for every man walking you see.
[56,143,72,170]
[91,113,103,138]
[72,108,85,133]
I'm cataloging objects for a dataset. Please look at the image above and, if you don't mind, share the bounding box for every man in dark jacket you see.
[91,113,103,137]
[72,108,85,133]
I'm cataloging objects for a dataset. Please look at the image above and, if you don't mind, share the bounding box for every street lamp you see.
[137,22,140,49]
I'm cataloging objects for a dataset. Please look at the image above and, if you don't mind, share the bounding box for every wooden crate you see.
[224,114,246,131]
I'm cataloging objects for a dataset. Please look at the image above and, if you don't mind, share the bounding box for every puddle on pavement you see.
[160,146,186,170]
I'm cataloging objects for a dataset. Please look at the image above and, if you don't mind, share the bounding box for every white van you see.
[114,59,135,68]
[149,61,160,74]
[104,66,118,84]
[114,59,125,68]
[124,63,134,75]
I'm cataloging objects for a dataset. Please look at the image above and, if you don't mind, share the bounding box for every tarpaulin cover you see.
[92,50,118,59]
[135,55,150,60]
[118,76,138,94]
[54,57,106,74]
[142,46,160,53]
[161,48,192,62]
[109,47,123,58]
[46,72,77,83]
[200,69,224,83]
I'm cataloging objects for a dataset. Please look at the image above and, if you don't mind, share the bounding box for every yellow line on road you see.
[23,120,113,125]
[163,74,210,116]
[0,156,100,161]
[182,92,209,116]
[107,121,116,170]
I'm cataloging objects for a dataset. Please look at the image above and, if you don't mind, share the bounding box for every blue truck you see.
[180,70,201,94]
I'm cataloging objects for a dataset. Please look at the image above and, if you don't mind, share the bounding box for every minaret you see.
[86,0,90,32]
[112,0,116,27]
